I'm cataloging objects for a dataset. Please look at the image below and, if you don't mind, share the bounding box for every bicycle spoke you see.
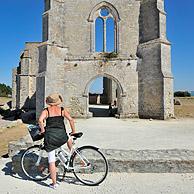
[21,146,50,181]
[72,146,108,186]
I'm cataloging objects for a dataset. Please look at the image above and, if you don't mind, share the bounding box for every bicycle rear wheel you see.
[21,145,50,181]
[71,146,108,186]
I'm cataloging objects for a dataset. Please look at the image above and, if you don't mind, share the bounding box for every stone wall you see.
[36,0,140,118]
[43,0,140,57]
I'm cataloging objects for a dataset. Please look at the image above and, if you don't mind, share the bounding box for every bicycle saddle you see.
[70,132,83,139]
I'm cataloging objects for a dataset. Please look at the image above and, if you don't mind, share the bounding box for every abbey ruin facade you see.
[12,0,174,119]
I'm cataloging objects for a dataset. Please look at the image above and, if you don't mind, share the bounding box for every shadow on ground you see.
[89,105,117,117]
[1,152,86,188]
[89,107,110,117]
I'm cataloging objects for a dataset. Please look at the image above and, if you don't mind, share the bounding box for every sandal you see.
[49,182,59,189]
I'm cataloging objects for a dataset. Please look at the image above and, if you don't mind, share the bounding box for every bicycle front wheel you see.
[21,145,50,181]
[71,146,108,186]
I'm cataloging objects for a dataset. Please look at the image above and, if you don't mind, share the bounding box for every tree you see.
[174,91,191,97]
[0,83,12,97]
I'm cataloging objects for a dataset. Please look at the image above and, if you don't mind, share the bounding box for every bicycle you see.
[21,125,108,186]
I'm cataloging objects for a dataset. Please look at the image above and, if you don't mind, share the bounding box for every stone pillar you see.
[36,76,45,119]
[15,74,21,109]
[161,43,174,119]
[36,43,68,118]
[103,77,112,104]
[12,68,17,109]
[112,81,117,103]
[138,0,174,119]
[28,76,36,109]
[18,75,30,109]
[17,50,31,110]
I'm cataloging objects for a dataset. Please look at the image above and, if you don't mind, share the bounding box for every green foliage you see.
[174,91,191,97]
[104,52,118,58]
[0,83,12,97]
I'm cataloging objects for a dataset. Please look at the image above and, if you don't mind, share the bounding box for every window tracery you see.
[88,2,120,53]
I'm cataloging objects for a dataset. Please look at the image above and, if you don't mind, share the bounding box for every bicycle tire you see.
[70,146,108,186]
[21,145,50,181]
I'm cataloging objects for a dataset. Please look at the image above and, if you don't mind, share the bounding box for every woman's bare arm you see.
[38,110,47,134]
[63,108,76,134]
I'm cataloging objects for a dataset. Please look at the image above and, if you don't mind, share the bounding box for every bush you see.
[174,91,191,97]
[0,83,12,97]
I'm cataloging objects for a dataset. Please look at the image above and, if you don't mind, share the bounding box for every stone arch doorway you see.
[84,74,124,117]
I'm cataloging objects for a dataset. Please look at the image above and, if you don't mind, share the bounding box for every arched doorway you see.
[85,74,123,117]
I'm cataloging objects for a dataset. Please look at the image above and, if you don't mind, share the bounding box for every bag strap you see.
[44,108,49,117]
[61,107,64,116]
[44,107,63,117]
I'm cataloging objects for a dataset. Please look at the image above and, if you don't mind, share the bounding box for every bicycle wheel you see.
[70,146,108,186]
[21,145,50,181]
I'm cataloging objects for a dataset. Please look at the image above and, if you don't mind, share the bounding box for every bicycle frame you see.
[55,139,91,171]
[35,149,44,167]
[34,137,91,171]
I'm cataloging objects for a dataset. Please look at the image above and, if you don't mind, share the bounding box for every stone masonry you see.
[12,0,174,119]
[12,42,41,110]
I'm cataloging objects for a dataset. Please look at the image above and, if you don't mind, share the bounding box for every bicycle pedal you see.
[42,169,49,175]
[38,166,49,175]
[66,169,73,173]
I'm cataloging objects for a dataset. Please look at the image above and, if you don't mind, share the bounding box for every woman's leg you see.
[67,137,73,150]
[49,162,56,185]
[48,150,56,185]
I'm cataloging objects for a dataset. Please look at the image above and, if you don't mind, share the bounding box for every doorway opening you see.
[88,76,119,117]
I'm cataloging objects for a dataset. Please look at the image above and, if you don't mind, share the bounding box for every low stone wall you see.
[11,148,194,174]
[8,134,34,157]
[104,149,194,173]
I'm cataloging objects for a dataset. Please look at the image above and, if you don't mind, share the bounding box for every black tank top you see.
[44,107,68,152]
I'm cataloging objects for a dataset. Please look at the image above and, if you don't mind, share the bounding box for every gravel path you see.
[73,118,194,150]
[1,158,194,194]
[3,118,194,151]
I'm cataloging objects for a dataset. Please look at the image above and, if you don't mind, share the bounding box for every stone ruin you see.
[12,0,174,120]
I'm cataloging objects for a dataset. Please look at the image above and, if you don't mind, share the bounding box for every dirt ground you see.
[0,124,28,156]
[0,97,28,156]
[174,97,194,118]
[0,97,194,157]
[0,97,11,105]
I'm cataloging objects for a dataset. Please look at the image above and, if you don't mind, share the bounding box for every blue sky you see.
[0,0,193,92]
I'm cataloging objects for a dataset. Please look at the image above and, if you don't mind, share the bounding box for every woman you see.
[38,93,76,189]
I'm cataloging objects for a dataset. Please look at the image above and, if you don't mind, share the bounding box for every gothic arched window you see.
[95,17,104,52]
[106,17,115,52]
[88,2,120,53]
